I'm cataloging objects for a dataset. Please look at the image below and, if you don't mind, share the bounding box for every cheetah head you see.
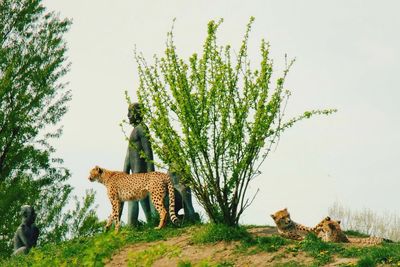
[270,208,293,229]
[88,166,104,182]
[315,216,342,237]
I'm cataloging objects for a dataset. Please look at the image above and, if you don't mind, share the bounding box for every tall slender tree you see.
[0,0,100,256]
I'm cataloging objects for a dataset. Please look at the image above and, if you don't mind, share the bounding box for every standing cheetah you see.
[88,166,178,232]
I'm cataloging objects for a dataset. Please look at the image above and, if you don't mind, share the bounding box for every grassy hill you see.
[2,224,400,267]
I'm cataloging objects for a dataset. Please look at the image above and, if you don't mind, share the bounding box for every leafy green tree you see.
[0,0,101,257]
[135,18,336,226]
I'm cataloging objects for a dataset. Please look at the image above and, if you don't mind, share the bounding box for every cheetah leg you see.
[106,198,121,232]
[113,200,122,232]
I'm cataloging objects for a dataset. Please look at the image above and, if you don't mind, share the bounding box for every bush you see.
[135,17,336,227]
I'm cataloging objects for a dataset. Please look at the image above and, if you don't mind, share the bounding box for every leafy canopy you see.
[0,0,100,257]
[134,18,336,226]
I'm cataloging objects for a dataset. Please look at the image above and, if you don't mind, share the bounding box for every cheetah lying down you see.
[271,208,315,240]
[271,208,391,245]
[88,166,178,231]
[314,216,392,245]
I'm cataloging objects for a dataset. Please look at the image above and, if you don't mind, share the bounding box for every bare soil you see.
[105,226,358,267]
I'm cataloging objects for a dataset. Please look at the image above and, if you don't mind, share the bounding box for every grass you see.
[1,224,184,267]
[2,223,400,267]
[296,233,344,266]
[238,234,290,254]
[176,259,234,267]
[339,243,400,266]
[344,230,371,238]
[127,243,181,267]
[191,223,251,244]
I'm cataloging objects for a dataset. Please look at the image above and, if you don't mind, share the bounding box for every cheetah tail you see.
[167,177,179,225]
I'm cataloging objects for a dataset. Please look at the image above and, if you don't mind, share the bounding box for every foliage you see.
[135,17,336,226]
[40,189,103,244]
[191,223,251,244]
[1,225,184,267]
[0,0,100,257]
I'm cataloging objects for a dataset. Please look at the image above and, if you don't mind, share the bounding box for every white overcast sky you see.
[43,0,400,226]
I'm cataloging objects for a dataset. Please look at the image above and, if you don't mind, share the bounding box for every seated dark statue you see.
[13,205,39,256]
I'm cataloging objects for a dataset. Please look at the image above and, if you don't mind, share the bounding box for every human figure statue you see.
[122,103,155,225]
[13,205,39,256]
[122,102,199,225]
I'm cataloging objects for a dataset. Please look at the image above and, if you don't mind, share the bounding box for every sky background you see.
[43,0,400,227]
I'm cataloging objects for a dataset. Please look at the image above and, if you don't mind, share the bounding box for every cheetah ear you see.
[325,216,331,221]
[337,220,341,224]
[95,166,103,174]
[270,214,275,219]
[284,208,288,211]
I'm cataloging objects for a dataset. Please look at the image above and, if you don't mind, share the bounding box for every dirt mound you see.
[106,227,357,266]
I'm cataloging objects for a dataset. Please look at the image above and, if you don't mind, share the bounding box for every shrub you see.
[134,17,336,227]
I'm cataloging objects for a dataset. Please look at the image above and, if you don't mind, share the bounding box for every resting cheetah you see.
[314,216,349,242]
[88,166,178,232]
[270,208,314,240]
[314,216,391,245]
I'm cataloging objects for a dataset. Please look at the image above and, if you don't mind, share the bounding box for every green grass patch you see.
[297,233,344,266]
[127,243,181,267]
[238,235,290,254]
[176,259,234,267]
[340,242,400,266]
[191,224,251,244]
[1,225,184,267]
[273,261,307,267]
[344,230,370,238]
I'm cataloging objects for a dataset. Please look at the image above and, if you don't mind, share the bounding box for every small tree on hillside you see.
[135,18,336,226]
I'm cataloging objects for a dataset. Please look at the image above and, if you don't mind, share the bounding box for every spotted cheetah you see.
[270,208,314,240]
[314,216,349,242]
[88,166,178,232]
[314,216,391,245]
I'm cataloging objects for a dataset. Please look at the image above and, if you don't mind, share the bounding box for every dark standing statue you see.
[13,205,39,256]
[123,103,155,225]
[122,102,198,225]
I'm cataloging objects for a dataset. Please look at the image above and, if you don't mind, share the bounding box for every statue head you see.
[20,205,36,225]
[128,103,143,126]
